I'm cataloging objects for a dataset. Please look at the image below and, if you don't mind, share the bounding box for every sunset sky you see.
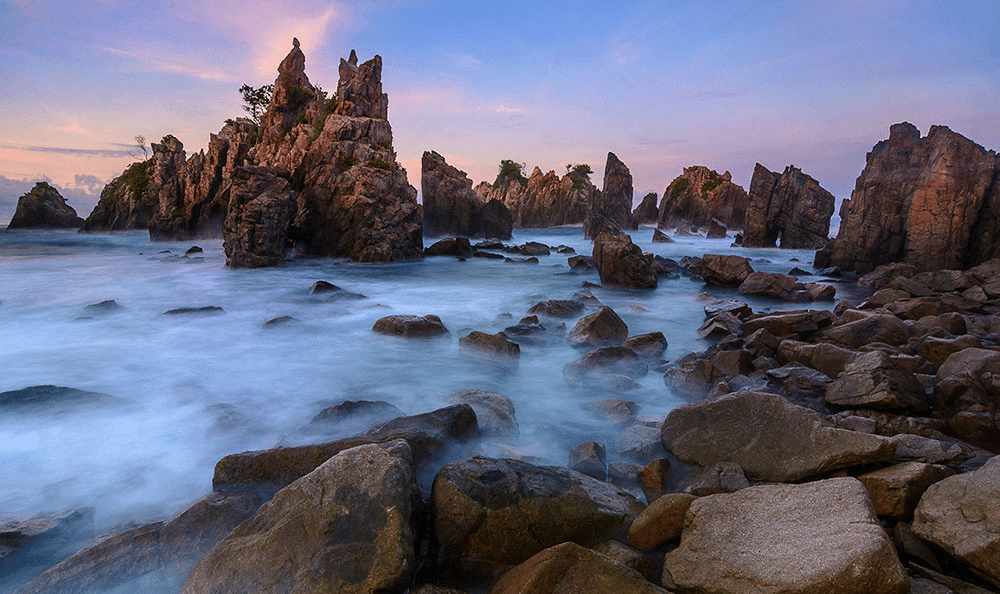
[1,0,998,223]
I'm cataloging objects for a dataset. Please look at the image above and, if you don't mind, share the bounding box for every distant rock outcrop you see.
[421,151,512,239]
[632,192,658,224]
[584,152,637,238]
[80,161,157,232]
[830,123,1000,272]
[479,164,593,228]
[8,182,84,229]
[657,166,748,231]
[743,164,834,249]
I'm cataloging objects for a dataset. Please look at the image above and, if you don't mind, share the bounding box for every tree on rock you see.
[239,83,274,124]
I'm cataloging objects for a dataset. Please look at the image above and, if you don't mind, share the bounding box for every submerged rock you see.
[372,314,448,337]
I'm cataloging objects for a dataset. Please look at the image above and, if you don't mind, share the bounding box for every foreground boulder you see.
[699,254,753,287]
[743,163,834,249]
[583,152,636,238]
[662,478,908,594]
[490,542,669,594]
[8,182,84,229]
[592,232,657,288]
[830,122,1000,272]
[912,455,1000,588]
[567,306,628,348]
[432,457,645,585]
[184,441,418,594]
[660,391,896,482]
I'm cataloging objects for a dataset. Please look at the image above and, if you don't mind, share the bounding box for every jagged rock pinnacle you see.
[293,37,300,49]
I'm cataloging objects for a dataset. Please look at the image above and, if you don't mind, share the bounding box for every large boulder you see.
[662,478,909,594]
[743,163,835,249]
[222,166,296,267]
[830,123,1000,272]
[183,441,418,594]
[373,314,449,337]
[422,150,512,239]
[584,152,636,238]
[699,254,754,286]
[660,391,896,482]
[825,350,929,412]
[657,165,748,231]
[912,454,1000,588]
[737,271,798,299]
[432,456,645,585]
[490,542,670,594]
[592,232,657,288]
[933,347,1000,450]
[567,306,628,348]
[8,182,84,229]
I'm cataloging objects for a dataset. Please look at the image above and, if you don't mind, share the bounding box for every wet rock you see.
[704,298,751,319]
[661,391,896,482]
[581,398,639,424]
[776,339,858,378]
[426,237,474,258]
[651,228,674,243]
[0,385,119,413]
[698,254,754,286]
[527,299,583,318]
[632,192,659,224]
[591,232,657,288]
[0,508,93,584]
[744,163,835,249]
[607,462,642,492]
[83,299,122,315]
[372,314,449,337]
[697,311,743,339]
[490,541,669,594]
[616,424,667,464]
[831,123,1000,273]
[566,255,595,270]
[657,165,749,231]
[213,404,478,497]
[627,492,696,550]
[677,461,750,496]
[447,390,518,438]
[825,350,930,412]
[162,306,224,316]
[460,331,520,358]
[622,332,667,359]
[262,315,298,328]
[857,461,954,521]
[737,270,798,299]
[567,306,628,348]
[912,455,1000,589]
[742,309,837,340]
[184,441,417,594]
[584,152,637,238]
[706,219,727,238]
[8,182,84,229]
[431,456,645,585]
[563,347,647,386]
[662,478,908,594]
[222,166,296,268]
[569,442,607,480]
[664,358,727,399]
[308,399,403,428]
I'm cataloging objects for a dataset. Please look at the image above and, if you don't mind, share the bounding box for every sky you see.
[1,0,998,224]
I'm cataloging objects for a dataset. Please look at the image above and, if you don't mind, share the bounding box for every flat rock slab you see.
[432,456,644,585]
[912,454,1000,588]
[663,477,908,594]
[490,542,669,594]
[660,391,896,482]
[183,440,418,594]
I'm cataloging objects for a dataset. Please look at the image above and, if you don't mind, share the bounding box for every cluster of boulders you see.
[7,182,83,229]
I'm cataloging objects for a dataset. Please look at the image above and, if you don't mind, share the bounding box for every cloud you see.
[72,174,105,194]
[49,119,90,135]
[0,144,133,159]
[96,45,230,80]
[446,53,481,70]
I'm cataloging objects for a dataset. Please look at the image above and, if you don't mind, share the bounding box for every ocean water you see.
[0,227,865,548]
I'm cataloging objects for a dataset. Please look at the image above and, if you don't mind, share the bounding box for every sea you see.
[0,226,868,565]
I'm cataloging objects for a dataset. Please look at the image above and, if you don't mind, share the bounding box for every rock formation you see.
[478,164,593,228]
[421,150,512,239]
[79,160,156,232]
[830,123,1000,272]
[743,164,834,249]
[584,152,637,238]
[657,166,748,231]
[632,192,658,224]
[8,182,83,228]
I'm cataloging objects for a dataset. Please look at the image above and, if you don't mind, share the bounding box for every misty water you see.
[0,227,867,572]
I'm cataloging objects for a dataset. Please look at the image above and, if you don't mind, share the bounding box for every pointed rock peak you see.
[349,49,358,67]
[279,39,306,75]
[889,121,920,142]
[292,37,300,49]
[336,51,388,119]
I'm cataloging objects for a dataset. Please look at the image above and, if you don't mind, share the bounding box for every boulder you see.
[213,404,478,497]
[776,340,858,378]
[737,271,798,299]
[584,152,636,238]
[677,461,750,496]
[825,350,930,412]
[581,398,639,424]
[818,313,912,348]
[662,478,908,594]
[563,347,647,386]
[308,399,403,429]
[933,347,1000,450]
[425,237,474,258]
[567,306,628,348]
[8,182,84,228]
[222,166,296,267]
[490,542,669,594]
[831,123,1000,272]
[527,299,583,318]
[622,332,668,359]
[657,165,749,231]
[912,455,1000,588]
[698,254,754,286]
[183,441,418,594]
[569,442,607,480]
[422,150,512,239]
[651,228,674,243]
[0,385,119,413]
[632,192,659,224]
[743,163,835,249]
[372,314,449,337]
[0,508,93,584]
[17,492,260,594]
[459,331,520,358]
[432,456,645,584]
[706,219,727,238]
[447,390,518,438]
[627,492,696,550]
[857,461,954,521]
[592,232,657,289]
[741,309,837,340]
[661,391,896,482]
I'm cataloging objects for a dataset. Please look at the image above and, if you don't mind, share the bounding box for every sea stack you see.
[8,182,84,229]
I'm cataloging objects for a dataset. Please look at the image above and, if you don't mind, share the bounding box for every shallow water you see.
[0,227,866,546]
